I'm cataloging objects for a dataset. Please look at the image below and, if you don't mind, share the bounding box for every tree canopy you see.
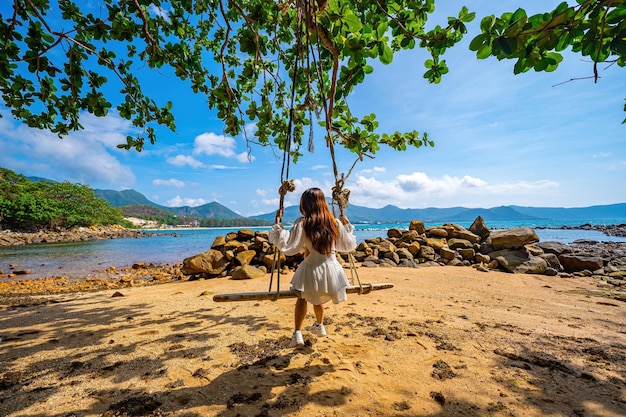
[1,0,624,171]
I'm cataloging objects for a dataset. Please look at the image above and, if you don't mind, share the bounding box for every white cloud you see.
[148,4,170,20]
[166,155,205,168]
[244,123,257,137]
[166,195,208,207]
[0,112,136,186]
[395,172,487,194]
[153,178,185,188]
[348,172,559,208]
[192,132,255,163]
[360,166,387,174]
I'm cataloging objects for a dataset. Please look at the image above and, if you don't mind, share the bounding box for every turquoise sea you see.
[1,218,625,280]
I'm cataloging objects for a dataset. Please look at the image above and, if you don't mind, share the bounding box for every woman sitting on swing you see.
[270,187,357,348]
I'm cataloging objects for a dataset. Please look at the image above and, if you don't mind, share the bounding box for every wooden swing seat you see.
[213,282,393,302]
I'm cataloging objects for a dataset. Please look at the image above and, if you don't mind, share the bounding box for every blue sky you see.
[1,1,625,216]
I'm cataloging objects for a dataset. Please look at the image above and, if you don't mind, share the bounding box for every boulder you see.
[490,228,539,250]
[377,240,397,253]
[444,223,481,243]
[458,248,475,261]
[540,253,561,270]
[237,229,256,240]
[469,216,490,241]
[448,238,473,250]
[475,253,490,264]
[427,237,447,252]
[235,249,257,266]
[492,249,547,274]
[181,249,228,275]
[211,235,226,248]
[427,227,448,238]
[407,242,421,256]
[418,246,436,261]
[409,220,425,234]
[558,254,603,273]
[536,241,573,256]
[440,247,456,261]
[231,265,266,280]
[387,228,403,239]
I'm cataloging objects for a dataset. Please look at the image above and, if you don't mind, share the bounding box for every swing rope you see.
[267,4,305,300]
[270,1,371,298]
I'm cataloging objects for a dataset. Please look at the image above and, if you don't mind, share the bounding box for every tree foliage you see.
[1,0,624,168]
[0,167,125,230]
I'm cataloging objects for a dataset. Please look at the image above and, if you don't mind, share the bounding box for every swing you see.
[213,2,392,303]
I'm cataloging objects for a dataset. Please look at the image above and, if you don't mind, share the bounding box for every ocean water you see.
[1,219,625,280]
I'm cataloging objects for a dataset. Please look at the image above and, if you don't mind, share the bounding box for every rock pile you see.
[0,225,145,246]
[181,216,626,281]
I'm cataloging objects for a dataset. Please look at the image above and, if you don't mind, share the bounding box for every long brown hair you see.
[300,188,339,255]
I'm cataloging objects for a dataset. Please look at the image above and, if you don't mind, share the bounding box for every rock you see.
[448,238,473,250]
[493,249,547,274]
[426,227,448,238]
[535,241,572,256]
[211,236,226,248]
[396,247,414,260]
[426,237,447,252]
[458,248,475,261]
[558,254,604,273]
[181,249,228,276]
[490,228,539,250]
[540,253,561,270]
[445,223,481,243]
[475,253,490,264]
[237,229,256,240]
[387,228,403,239]
[409,220,425,234]
[407,242,421,256]
[544,267,559,276]
[383,251,400,264]
[440,247,456,260]
[377,240,397,253]
[231,265,266,280]
[469,216,490,240]
[418,246,436,261]
[235,250,257,266]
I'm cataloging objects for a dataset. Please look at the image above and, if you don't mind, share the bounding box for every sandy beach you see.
[1,266,625,417]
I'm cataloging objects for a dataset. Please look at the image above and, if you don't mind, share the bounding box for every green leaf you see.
[379,43,393,65]
[377,21,388,38]
[476,44,492,59]
[480,15,494,32]
[342,10,362,33]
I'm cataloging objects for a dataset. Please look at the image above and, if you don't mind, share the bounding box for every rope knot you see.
[278,180,296,196]
[332,185,350,213]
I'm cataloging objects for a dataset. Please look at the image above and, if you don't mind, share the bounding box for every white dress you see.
[269,218,357,304]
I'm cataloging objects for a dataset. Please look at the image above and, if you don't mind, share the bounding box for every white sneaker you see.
[307,322,327,337]
[289,330,304,348]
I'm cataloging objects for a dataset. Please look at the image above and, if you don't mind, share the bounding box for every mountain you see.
[95,189,244,219]
[252,202,626,224]
[96,188,626,224]
[95,189,159,207]
[510,203,626,221]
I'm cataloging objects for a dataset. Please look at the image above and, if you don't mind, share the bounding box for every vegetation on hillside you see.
[0,167,127,231]
[0,167,271,230]
[120,204,271,227]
